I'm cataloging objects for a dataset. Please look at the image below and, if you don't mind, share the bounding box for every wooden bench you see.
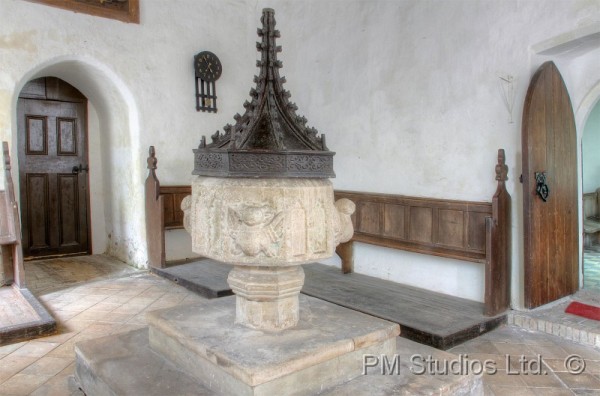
[145,147,511,316]
[0,142,25,288]
[0,141,56,344]
[583,189,600,248]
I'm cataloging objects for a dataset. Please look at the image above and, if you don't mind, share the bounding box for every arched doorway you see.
[11,57,146,266]
[581,98,600,290]
[17,77,91,258]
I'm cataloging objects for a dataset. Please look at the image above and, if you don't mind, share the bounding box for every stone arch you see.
[9,56,147,267]
[577,81,600,288]
[576,81,600,135]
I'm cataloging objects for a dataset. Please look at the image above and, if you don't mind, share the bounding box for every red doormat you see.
[565,301,600,321]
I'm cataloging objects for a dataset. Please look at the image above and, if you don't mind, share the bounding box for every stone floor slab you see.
[322,337,483,395]
[75,328,482,396]
[75,328,210,396]
[147,295,400,395]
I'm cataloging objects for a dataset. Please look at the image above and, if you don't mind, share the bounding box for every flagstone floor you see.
[0,255,598,395]
[0,255,207,396]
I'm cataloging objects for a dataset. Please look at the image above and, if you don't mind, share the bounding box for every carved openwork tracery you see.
[193,8,334,178]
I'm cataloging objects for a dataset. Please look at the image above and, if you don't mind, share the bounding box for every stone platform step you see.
[0,285,56,345]
[75,328,211,396]
[145,295,399,396]
[154,260,506,349]
[75,328,482,396]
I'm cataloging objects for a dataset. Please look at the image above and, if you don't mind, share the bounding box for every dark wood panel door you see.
[17,98,90,257]
[522,61,578,308]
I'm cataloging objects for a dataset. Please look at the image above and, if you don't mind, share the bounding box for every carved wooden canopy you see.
[193,8,335,178]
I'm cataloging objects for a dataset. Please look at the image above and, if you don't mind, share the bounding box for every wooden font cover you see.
[193,8,334,179]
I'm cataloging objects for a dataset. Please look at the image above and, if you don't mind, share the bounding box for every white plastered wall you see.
[263,1,600,308]
[1,0,599,308]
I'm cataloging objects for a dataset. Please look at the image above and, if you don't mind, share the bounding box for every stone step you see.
[146,295,399,396]
[508,289,600,349]
[75,296,482,395]
[75,327,482,396]
[75,328,211,396]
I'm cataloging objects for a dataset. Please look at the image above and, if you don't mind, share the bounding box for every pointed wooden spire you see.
[193,8,335,178]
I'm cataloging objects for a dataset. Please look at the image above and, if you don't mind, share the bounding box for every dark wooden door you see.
[17,97,90,257]
[522,61,578,308]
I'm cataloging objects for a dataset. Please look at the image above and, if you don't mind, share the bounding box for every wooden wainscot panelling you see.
[357,201,381,235]
[437,209,464,249]
[334,191,492,264]
[409,206,434,244]
[467,210,490,253]
[161,186,191,230]
[382,204,406,239]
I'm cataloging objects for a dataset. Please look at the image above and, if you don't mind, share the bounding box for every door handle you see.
[535,171,549,202]
[72,164,89,174]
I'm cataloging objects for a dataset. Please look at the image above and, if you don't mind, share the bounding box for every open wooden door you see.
[522,61,578,308]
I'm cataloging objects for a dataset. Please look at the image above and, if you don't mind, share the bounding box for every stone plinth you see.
[228,265,304,330]
[75,324,483,396]
[146,295,399,396]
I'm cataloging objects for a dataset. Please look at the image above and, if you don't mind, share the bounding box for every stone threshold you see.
[508,289,600,349]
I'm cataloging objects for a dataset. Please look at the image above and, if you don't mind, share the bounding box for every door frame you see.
[578,86,600,290]
[16,77,92,259]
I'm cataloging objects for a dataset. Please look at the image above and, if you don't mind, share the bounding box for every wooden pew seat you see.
[145,147,511,317]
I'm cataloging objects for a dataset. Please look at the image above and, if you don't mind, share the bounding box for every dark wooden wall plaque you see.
[25,0,139,24]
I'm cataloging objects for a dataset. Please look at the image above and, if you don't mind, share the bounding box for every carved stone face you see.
[234,205,275,226]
